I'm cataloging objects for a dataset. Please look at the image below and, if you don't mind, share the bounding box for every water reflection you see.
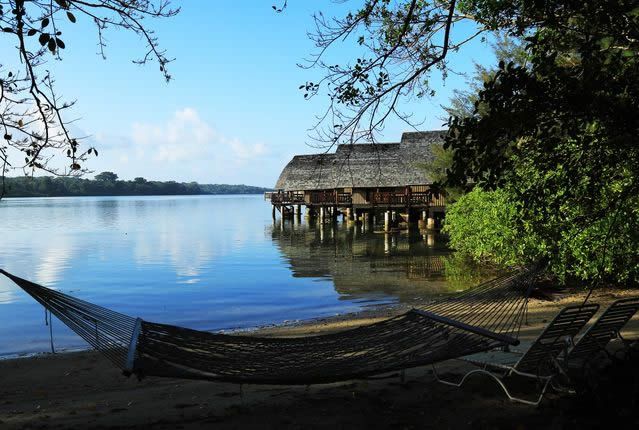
[96,199,121,228]
[35,237,74,286]
[270,217,456,303]
[0,195,495,357]
[0,282,16,305]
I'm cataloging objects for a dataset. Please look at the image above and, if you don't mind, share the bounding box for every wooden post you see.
[427,233,435,247]
[346,207,354,221]
[384,211,391,231]
[427,209,435,230]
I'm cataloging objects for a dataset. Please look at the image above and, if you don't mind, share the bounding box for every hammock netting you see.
[0,266,540,385]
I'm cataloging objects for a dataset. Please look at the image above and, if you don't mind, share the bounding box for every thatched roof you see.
[274,130,445,191]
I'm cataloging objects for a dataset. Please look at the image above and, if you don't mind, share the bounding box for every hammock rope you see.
[0,265,541,385]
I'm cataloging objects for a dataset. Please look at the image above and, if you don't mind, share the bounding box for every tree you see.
[95,171,118,182]
[302,0,497,145]
[443,34,528,120]
[1,174,271,197]
[442,188,544,266]
[443,1,639,284]
[307,1,639,284]
[421,35,527,203]
[0,0,178,189]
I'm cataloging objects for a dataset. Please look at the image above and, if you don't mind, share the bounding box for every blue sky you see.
[2,2,497,187]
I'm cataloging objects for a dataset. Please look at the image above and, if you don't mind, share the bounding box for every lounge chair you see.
[432,304,600,405]
[564,297,639,369]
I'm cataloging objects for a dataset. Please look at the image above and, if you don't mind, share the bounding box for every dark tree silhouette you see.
[95,171,118,182]
[302,0,473,146]
[304,1,639,284]
[2,174,271,197]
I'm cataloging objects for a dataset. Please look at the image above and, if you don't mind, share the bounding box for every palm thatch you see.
[274,131,444,191]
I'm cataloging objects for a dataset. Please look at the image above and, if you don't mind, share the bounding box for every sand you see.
[1,288,638,429]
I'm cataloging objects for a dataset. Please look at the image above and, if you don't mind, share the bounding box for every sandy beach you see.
[2,288,639,429]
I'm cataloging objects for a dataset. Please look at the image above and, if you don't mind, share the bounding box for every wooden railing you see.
[371,191,432,206]
[309,191,336,204]
[271,192,305,205]
[336,192,352,204]
[384,193,404,205]
[370,192,407,205]
[307,191,353,205]
[272,189,440,206]
[409,193,432,205]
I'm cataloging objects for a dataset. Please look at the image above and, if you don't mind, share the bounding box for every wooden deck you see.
[270,187,445,209]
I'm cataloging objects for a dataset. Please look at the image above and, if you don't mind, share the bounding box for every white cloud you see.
[127,108,268,165]
[227,138,267,161]
[131,108,216,162]
[87,107,279,185]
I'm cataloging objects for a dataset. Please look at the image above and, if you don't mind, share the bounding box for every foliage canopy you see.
[3,173,270,197]
[310,0,639,284]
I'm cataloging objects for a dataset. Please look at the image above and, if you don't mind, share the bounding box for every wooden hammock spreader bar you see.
[412,309,520,347]
[124,318,143,376]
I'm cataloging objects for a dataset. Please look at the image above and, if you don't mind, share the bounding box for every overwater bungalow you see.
[270,130,447,229]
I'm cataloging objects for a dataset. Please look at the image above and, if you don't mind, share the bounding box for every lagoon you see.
[0,195,474,357]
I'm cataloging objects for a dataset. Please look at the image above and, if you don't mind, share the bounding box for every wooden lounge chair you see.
[432,304,600,405]
[564,297,639,368]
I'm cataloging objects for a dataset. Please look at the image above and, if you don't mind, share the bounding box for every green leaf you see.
[67,12,76,23]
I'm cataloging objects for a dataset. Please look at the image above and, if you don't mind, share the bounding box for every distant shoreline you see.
[2,192,270,198]
[1,175,272,198]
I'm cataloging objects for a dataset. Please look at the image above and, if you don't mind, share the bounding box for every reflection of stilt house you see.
[270,221,451,301]
[271,131,446,229]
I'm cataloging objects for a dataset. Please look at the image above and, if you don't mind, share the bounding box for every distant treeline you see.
[2,172,271,197]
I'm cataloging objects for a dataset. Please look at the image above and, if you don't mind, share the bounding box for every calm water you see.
[0,195,472,357]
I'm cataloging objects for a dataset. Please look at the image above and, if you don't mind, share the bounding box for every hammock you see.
[0,267,540,385]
